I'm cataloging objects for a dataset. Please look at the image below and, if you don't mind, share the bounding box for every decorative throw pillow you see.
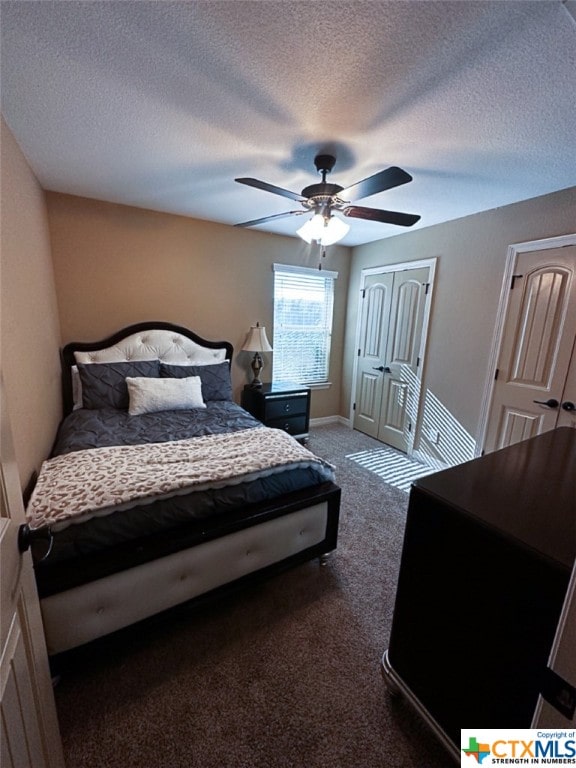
[77,360,160,409]
[126,376,206,415]
[160,361,232,401]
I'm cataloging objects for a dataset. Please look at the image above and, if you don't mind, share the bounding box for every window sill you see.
[304,381,332,390]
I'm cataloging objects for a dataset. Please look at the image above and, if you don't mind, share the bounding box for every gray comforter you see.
[52,401,261,454]
[42,402,334,564]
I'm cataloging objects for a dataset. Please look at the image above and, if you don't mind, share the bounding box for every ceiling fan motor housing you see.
[301,183,344,201]
[304,155,344,211]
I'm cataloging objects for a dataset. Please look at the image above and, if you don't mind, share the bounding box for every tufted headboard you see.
[61,321,234,415]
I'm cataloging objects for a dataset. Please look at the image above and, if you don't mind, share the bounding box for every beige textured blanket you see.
[26,426,335,531]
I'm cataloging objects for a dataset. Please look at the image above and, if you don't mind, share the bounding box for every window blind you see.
[272,264,337,385]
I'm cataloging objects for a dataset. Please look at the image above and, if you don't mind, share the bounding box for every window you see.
[272,263,337,385]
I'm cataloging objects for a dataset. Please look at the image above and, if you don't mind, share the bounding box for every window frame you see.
[272,263,338,386]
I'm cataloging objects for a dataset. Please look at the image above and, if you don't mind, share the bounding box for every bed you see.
[25,321,340,657]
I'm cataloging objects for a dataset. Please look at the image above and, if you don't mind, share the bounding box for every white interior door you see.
[353,272,394,439]
[484,245,576,452]
[377,267,429,450]
[557,335,576,429]
[0,377,65,768]
[354,266,430,453]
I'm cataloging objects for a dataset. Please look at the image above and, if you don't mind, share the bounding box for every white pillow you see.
[71,365,83,410]
[126,376,206,415]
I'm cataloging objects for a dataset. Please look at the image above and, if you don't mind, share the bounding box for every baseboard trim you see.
[310,415,351,428]
[411,449,449,472]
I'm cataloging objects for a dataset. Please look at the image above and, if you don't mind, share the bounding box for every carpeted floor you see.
[345,443,435,492]
[53,423,454,768]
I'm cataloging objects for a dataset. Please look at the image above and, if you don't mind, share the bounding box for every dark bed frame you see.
[34,322,341,657]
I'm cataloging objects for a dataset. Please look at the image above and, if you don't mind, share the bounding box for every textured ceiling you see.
[1,0,575,246]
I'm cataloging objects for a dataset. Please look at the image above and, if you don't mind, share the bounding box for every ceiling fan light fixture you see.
[319,214,350,245]
[297,213,349,246]
[297,213,325,243]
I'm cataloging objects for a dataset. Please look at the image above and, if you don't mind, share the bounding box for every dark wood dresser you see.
[382,427,576,760]
[241,381,311,442]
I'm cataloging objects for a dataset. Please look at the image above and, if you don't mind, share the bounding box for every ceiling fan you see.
[234,154,421,245]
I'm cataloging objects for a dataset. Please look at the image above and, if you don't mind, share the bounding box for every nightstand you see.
[241,381,311,442]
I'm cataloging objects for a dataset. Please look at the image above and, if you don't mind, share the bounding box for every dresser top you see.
[414,427,576,568]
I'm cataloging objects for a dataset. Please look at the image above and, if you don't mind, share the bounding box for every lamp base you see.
[250,352,263,388]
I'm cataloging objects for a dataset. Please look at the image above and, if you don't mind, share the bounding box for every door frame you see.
[477,233,576,454]
[0,376,65,767]
[350,257,437,456]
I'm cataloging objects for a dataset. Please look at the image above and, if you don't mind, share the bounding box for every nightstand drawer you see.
[241,382,311,442]
[265,395,308,420]
[267,415,308,436]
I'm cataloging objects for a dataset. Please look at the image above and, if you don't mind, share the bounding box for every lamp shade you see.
[297,213,350,246]
[242,323,273,352]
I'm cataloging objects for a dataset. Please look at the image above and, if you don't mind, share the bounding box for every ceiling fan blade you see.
[338,166,413,202]
[235,177,306,203]
[343,205,421,227]
[235,210,307,228]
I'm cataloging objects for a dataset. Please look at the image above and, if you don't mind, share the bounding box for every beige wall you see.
[0,117,62,489]
[346,186,576,464]
[46,192,351,418]
[4,124,573,479]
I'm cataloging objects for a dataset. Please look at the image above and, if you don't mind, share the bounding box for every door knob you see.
[533,398,559,408]
[372,366,385,372]
[18,523,53,560]
[561,401,575,411]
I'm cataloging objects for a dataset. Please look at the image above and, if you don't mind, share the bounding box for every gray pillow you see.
[160,361,232,401]
[78,360,161,409]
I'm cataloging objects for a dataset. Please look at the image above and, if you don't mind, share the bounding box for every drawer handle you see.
[283,403,292,412]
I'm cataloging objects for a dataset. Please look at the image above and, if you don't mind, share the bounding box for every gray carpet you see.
[54,423,453,768]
